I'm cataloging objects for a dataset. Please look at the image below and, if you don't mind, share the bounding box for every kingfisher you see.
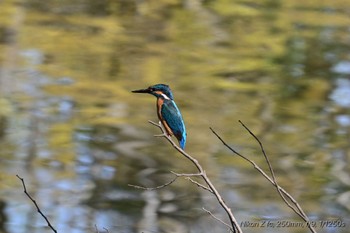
[132,84,187,150]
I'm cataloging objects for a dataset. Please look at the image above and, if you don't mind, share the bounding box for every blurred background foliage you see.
[0,0,349,232]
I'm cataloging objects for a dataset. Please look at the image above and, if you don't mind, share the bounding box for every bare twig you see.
[16,175,57,233]
[202,207,232,230]
[95,224,110,233]
[170,171,203,177]
[171,171,212,192]
[146,120,241,233]
[128,175,179,190]
[185,177,213,193]
[210,121,317,233]
[238,121,312,221]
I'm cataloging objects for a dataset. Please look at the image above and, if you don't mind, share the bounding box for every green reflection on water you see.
[0,0,349,232]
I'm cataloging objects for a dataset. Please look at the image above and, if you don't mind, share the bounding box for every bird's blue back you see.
[161,99,186,149]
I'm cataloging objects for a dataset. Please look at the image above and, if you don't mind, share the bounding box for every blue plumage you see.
[160,98,186,149]
[132,84,187,149]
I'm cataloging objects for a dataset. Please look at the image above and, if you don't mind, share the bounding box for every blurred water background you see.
[0,0,349,233]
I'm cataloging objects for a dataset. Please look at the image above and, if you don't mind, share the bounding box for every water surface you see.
[0,0,349,232]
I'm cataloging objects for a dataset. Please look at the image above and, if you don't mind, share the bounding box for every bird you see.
[132,84,187,149]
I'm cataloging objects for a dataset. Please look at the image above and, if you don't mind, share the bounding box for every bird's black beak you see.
[131,87,151,94]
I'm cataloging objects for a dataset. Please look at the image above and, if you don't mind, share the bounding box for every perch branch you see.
[16,175,57,233]
[147,120,241,233]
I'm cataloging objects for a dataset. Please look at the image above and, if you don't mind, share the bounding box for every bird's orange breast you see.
[156,98,173,136]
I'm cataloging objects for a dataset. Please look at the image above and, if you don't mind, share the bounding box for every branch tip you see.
[16,175,57,233]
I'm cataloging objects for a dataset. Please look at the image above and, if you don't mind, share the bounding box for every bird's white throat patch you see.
[161,93,170,100]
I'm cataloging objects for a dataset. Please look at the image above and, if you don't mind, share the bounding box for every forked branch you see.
[210,121,317,233]
[134,119,317,233]
[146,120,242,233]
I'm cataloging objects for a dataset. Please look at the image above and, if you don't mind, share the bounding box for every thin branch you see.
[202,207,233,232]
[238,120,311,218]
[210,127,302,215]
[236,122,303,217]
[128,175,179,190]
[16,175,57,233]
[238,120,315,231]
[147,120,241,233]
[95,224,110,233]
[170,171,203,177]
[148,120,161,128]
[185,177,213,193]
[171,171,213,191]
[210,122,317,233]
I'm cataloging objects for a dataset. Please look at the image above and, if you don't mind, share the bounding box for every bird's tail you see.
[179,136,186,150]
